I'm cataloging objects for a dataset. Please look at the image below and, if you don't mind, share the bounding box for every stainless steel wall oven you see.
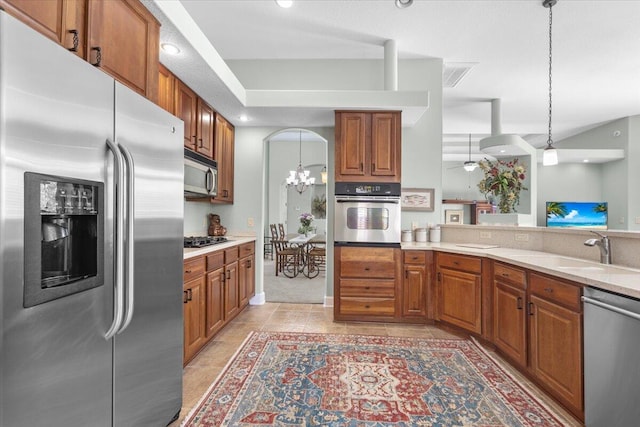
[334,182,401,246]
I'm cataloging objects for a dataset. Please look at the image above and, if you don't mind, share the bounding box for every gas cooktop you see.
[184,236,228,248]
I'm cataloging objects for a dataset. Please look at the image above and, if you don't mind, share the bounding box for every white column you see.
[384,39,398,91]
[491,98,502,136]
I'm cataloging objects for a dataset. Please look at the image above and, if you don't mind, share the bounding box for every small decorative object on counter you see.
[429,225,441,243]
[415,228,428,242]
[401,230,413,242]
[298,212,314,236]
[208,214,227,236]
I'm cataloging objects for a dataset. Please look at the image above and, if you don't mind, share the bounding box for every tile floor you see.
[170,303,583,426]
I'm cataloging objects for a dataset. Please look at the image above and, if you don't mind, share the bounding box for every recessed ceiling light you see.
[583,159,590,163]
[239,115,249,122]
[161,43,180,55]
[275,0,293,8]
[500,149,506,153]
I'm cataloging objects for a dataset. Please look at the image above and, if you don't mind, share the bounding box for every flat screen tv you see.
[546,202,608,229]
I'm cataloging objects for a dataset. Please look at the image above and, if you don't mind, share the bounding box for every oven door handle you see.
[335,196,400,203]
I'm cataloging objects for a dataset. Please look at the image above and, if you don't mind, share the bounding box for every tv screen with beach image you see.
[546,202,608,229]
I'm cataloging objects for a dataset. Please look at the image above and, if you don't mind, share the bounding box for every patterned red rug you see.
[182,332,566,426]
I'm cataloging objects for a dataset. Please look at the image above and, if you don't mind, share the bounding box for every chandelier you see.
[286,131,315,194]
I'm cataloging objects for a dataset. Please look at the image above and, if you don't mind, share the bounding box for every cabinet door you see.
[214,114,234,203]
[175,80,197,150]
[402,264,427,317]
[206,268,225,338]
[1,0,86,57]
[224,260,240,320]
[196,98,214,158]
[371,112,400,181]
[493,280,527,367]
[86,0,159,101]
[157,64,174,114]
[335,112,368,179]
[529,294,583,415]
[239,255,254,308]
[183,276,206,364]
[437,268,482,334]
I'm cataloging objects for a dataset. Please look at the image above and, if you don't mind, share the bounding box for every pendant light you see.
[542,0,559,166]
[463,134,478,172]
[286,131,315,194]
[320,166,327,184]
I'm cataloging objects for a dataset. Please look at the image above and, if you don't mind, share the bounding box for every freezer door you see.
[112,83,184,426]
[1,12,113,427]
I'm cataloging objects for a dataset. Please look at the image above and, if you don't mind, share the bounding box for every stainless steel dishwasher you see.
[582,287,640,426]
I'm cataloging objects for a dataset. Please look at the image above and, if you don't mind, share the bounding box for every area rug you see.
[182,332,566,426]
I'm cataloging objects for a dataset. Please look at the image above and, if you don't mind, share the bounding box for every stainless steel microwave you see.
[184,149,217,197]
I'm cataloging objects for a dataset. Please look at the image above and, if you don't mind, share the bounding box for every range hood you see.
[479,99,534,158]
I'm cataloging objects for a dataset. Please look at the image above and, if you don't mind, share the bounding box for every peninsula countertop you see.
[402,241,640,299]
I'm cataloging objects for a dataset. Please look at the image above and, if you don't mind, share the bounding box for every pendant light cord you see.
[547,2,554,147]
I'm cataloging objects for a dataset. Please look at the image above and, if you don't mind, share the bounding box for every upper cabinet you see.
[214,114,234,203]
[157,63,175,114]
[1,0,159,102]
[335,111,401,183]
[196,98,214,158]
[175,79,198,151]
[1,0,86,58]
[86,0,159,102]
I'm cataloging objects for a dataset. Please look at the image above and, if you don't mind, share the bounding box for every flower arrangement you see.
[477,158,527,213]
[298,212,314,236]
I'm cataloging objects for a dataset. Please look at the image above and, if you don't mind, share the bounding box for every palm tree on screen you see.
[546,202,568,218]
[593,203,607,214]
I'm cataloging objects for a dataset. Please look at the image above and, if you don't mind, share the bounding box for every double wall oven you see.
[334,182,401,247]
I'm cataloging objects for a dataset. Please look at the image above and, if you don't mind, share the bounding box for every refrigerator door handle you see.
[117,142,135,334]
[105,139,126,340]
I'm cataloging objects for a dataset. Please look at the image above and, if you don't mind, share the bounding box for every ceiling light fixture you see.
[286,131,315,194]
[320,166,327,184]
[395,0,413,8]
[160,43,180,55]
[239,114,249,122]
[275,0,293,8]
[542,0,559,166]
[463,134,478,172]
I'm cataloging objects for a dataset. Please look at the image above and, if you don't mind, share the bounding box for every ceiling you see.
[146,0,640,160]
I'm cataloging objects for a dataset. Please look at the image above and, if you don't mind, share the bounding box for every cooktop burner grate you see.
[184,236,228,248]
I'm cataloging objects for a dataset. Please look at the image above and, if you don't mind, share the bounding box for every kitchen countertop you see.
[183,236,257,260]
[402,242,640,299]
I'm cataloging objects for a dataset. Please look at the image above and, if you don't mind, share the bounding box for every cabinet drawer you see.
[530,273,582,312]
[224,246,239,264]
[339,297,396,316]
[403,250,426,265]
[340,279,395,298]
[184,257,205,282]
[206,251,224,272]
[339,247,397,278]
[494,262,526,289]
[438,253,482,274]
[239,242,255,258]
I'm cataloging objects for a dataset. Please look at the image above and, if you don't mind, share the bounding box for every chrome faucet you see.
[584,231,611,264]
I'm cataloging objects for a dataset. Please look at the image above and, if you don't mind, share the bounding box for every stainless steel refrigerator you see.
[0,11,183,426]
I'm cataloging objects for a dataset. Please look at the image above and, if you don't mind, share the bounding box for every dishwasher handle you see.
[582,296,640,322]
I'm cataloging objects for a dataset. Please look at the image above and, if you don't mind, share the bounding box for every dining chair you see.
[270,224,299,277]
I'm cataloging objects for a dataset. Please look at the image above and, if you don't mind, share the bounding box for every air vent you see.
[443,62,476,88]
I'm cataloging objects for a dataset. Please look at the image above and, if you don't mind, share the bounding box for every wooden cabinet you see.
[205,251,225,338]
[1,0,86,58]
[493,262,527,368]
[335,111,401,183]
[528,272,583,418]
[334,246,401,321]
[223,247,240,320]
[86,0,159,101]
[196,98,215,158]
[238,242,255,308]
[157,63,175,114]
[402,251,429,319]
[214,114,235,203]
[175,79,198,151]
[183,257,206,364]
[436,253,482,334]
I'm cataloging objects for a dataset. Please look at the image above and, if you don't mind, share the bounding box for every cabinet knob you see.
[453,261,460,265]
[364,286,370,290]
[364,267,370,271]
[412,256,418,260]
[67,29,79,52]
[90,47,102,67]
[364,305,370,309]
[185,269,192,274]
[544,287,553,293]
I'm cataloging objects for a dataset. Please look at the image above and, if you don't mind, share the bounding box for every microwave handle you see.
[205,168,214,193]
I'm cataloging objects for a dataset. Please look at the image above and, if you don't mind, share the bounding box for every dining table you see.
[284,233,326,278]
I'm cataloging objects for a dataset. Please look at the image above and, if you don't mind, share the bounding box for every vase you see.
[498,195,517,213]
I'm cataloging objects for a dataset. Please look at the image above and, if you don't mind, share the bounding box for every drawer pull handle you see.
[412,256,418,260]
[183,291,188,304]
[364,286,370,290]
[453,261,460,265]
[502,273,510,277]
[226,270,231,280]
[187,289,193,301]
[67,29,79,52]
[364,305,370,309]
[528,302,535,315]
[517,296,523,310]
[544,287,553,293]
[185,269,192,274]
[90,46,102,67]
[364,267,370,271]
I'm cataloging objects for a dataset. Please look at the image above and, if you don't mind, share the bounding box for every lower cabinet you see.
[402,250,429,319]
[436,253,483,334]
[183,241,255,365]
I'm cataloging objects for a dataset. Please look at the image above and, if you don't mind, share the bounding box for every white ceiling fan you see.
[448,134,479,172]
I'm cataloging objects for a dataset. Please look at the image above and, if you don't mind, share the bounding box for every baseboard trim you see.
[323,296,334,307]
[250,292,266,305]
